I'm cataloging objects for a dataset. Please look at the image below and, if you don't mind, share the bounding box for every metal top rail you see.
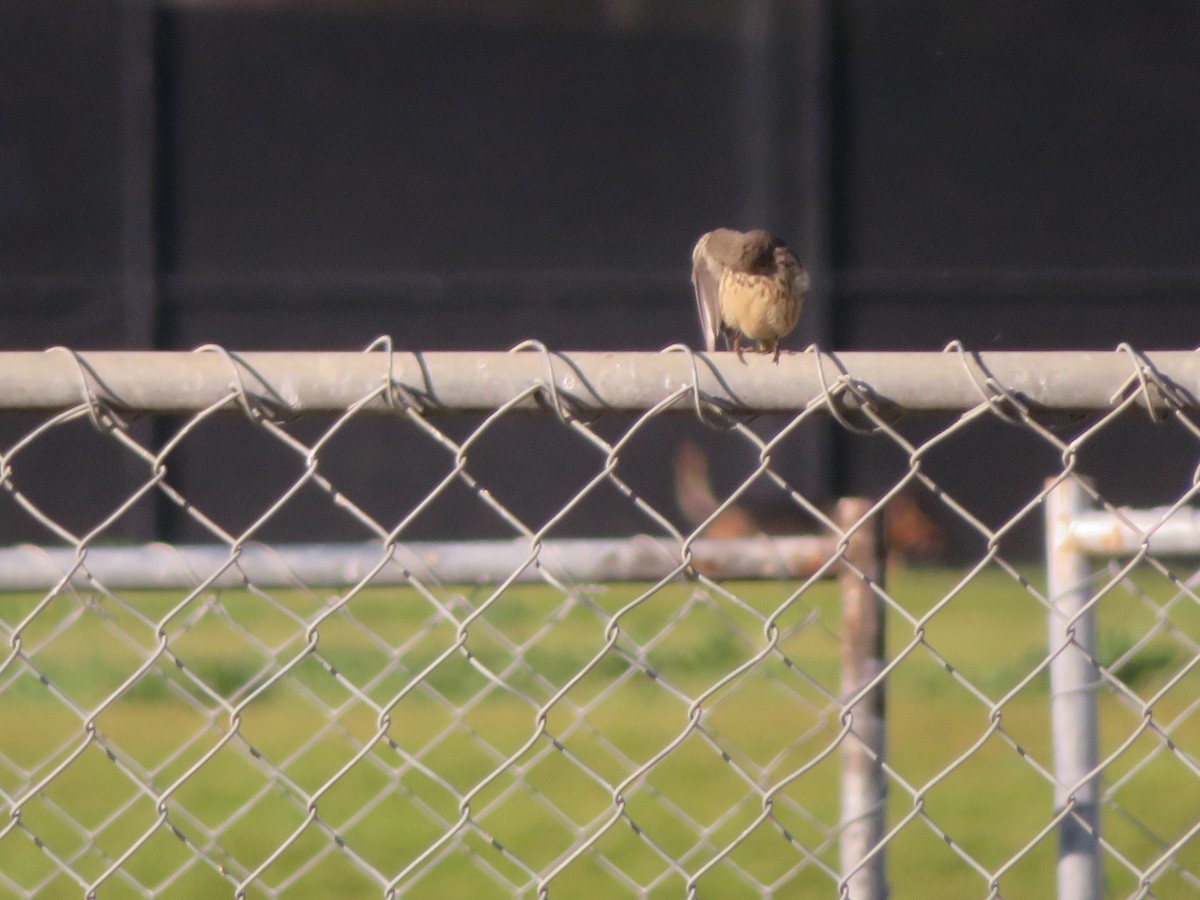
[1067,505,1200,557]
[0,348,1196,415]
[0,535,836,591]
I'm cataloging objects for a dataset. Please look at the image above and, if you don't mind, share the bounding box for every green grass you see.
[1,565,1199,897]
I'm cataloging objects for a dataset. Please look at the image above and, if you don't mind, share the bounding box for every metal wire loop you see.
[363,334,422,410]
[1111,342,1182,423]
[805,344,886,434]
[192,343,296,422]
[943,339,1028,423]
[42,346,129,432]
[657,342,739,430]
[508,338,579,423]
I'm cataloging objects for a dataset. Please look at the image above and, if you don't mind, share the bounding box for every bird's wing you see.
[691,232,727,352]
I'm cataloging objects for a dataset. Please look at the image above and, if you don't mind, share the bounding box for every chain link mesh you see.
[1,343,1199,898]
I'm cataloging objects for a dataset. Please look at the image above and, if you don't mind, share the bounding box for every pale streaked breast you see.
[719,269,800,341]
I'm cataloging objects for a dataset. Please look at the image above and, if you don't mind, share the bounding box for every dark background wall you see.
[3,0,1200,554]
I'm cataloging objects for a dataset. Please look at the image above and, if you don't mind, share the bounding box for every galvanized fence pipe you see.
[1049,486,1200,898]
[836,498,888,900]
[5,349,1200,415]
[0,535,837,592]
[1044,477,1102,900]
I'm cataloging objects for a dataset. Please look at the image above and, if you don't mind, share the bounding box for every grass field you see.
[1,564,1199,897]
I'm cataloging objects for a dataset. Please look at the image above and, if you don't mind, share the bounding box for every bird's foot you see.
[757,339,781,364]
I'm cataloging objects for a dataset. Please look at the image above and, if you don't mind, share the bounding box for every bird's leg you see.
[732,333,745,361]
[757,338,781,363]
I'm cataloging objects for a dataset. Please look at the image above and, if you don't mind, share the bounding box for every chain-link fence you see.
[2,343,1200,898]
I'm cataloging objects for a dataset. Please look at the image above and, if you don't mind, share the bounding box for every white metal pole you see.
[1045,477,1102,899]
[0,534,836,591]
[838,498,888,900]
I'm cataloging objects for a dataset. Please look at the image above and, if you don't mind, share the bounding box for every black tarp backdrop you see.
[3,1,1200,557]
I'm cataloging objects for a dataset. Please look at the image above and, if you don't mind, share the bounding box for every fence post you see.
[837,497,888,900]
[1044,477,1102,899]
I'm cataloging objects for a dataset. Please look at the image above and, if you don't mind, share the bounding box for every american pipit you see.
[691,228,808,362]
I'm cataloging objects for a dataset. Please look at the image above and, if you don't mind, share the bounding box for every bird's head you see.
[737,229,784,274]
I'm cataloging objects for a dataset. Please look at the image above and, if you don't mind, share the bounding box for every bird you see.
[691,228,809,362]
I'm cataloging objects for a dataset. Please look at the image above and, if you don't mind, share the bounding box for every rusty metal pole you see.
[837,498,888,899]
